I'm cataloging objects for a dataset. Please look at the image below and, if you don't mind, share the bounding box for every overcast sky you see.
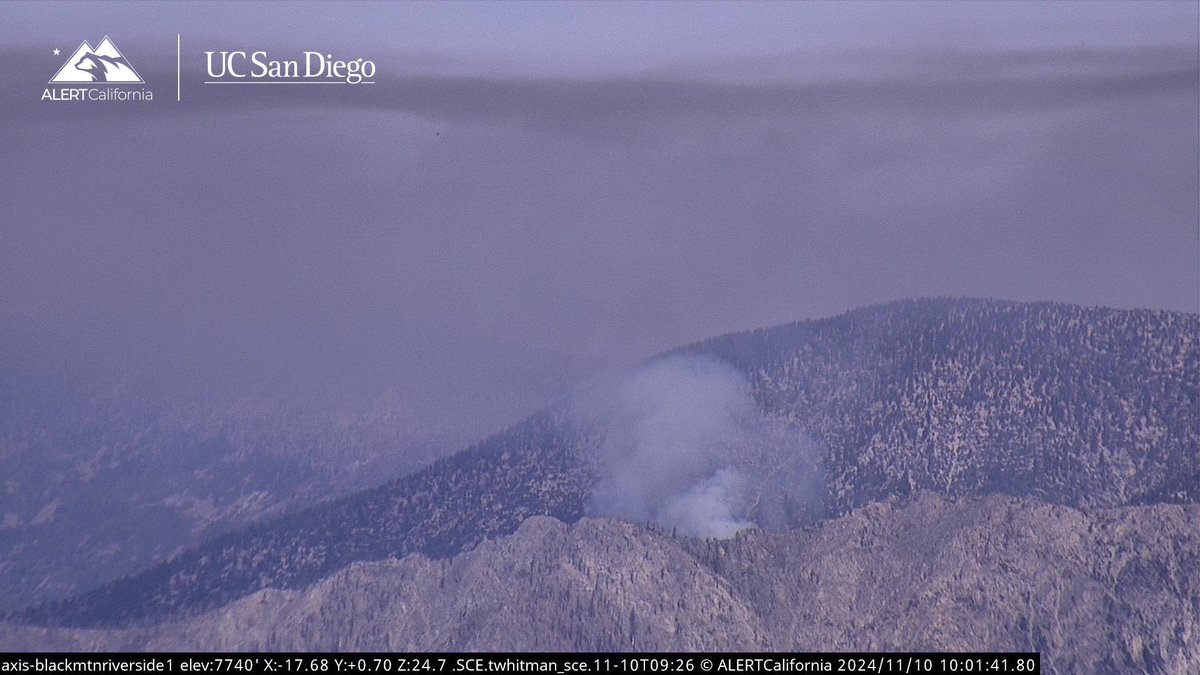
[1,1,1196,416]
[2,1,1196,67]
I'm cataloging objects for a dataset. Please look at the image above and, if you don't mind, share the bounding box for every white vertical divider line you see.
[176,34,181,102]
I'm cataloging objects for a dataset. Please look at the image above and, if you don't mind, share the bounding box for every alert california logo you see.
[43,36,154,102]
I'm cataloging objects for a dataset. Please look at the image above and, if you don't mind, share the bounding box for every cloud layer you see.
[1,42,1194,444]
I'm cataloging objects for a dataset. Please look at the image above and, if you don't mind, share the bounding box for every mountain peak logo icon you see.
[49,37,144,83]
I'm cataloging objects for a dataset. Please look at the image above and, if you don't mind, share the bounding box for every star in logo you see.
[53,48,60,56]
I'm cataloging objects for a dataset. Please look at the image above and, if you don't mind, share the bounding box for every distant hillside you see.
[4,495,1198,675]
[687,299,1198,510]
[0,334,594,610]
[0,381,481,611]
[13,299,1198,627]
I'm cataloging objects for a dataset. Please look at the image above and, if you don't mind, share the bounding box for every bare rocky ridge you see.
[2,494,1197,674]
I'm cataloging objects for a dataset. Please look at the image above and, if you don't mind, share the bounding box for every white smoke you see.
[572,355,822,538]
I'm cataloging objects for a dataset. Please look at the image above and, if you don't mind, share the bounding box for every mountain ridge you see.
[11,298,1198,630]
[3,493,1197,673]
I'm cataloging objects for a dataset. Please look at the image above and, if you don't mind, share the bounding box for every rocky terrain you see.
[3,494,1197,674]
[4,299,1197,671]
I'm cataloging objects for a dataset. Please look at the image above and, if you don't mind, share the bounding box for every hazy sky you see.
[1,1,1197,412]
[2,1,1196,66]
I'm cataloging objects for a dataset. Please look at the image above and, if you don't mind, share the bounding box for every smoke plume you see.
[573,355,823,538]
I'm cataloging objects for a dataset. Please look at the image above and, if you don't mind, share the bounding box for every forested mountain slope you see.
[13,299,1197,628]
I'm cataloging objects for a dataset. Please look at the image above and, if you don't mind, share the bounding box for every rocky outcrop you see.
[3,495,1197,674]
